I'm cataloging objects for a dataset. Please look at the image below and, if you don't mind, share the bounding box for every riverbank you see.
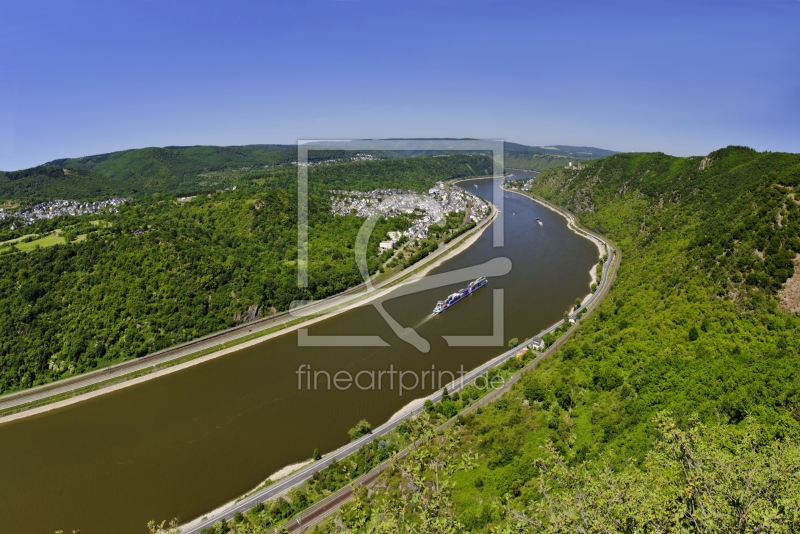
[0,199,498,425]
[179,188,621,534]
[502,184,605,308]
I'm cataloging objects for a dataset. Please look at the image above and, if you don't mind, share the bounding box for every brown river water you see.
[0,176,598,533]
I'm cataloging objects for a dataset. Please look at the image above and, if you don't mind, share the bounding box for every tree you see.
[348,419,372,441]
[506,416,800,533]
[508,337,519,348]
[146,519,179,534]
[313,448,322,461]
[523,376,547,403]
[689,325,699,341]
[331,419,474,533]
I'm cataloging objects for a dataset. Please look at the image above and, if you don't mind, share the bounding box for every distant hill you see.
[0,153,493,394]
[0,165,132,200]
[44,145,299,198]
[503,142,617,171]
[303,139,617,172]
[0,140,616,201]
[503,142,616,159]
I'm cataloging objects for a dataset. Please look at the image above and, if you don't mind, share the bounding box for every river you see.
[0,176,598,533]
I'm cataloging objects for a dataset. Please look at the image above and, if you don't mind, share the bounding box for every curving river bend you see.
[0,176,598,533]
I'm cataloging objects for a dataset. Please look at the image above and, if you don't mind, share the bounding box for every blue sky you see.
[1,0,798,170]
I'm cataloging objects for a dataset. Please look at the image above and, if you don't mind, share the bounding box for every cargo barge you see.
[432,277,488,314]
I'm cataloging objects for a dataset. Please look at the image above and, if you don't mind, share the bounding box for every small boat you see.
[536,218,543,226]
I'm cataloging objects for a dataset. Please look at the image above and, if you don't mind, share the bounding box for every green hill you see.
[456,147,800,527]
[0,165,131,200]
[503,142,616,159]
[0,153,492,394]
[1,142,615,202]
[44,145,298,198]
[504,142,616,171]
[309,147,800,533]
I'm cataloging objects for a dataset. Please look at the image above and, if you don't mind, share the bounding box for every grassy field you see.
[15,233,66,251]
[3,231,89,252]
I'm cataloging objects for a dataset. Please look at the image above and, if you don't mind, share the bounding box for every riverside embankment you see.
[0,185,497,423]
[0,177,599,533]
[182,177,619,534]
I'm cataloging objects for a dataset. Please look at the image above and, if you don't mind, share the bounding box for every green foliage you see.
[0,165,130,201]
[0,191,397,394]
[322,147,800,531]
[319,413,473,534]
[2,148,492,202]
[443,220,477,244]
[0,153,492,393]
[348,419,372,441]
[517,416,800,533]
[146,518,180,534]
[688,325,699,341]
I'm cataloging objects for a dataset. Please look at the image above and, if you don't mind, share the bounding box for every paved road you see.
[273,213,621,534]
[0,205,497,416]
[179,196,620,533]
[179,327,548,533]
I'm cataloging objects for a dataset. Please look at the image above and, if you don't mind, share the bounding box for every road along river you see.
[0,176,599,533]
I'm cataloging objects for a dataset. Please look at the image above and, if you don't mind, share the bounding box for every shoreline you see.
[182,181,618,532]
[0,201,497,425]
[182,186,618,532]
[180,459,316,533]
[502,185,604,308]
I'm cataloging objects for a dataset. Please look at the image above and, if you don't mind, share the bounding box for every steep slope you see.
[301,147,800,533]
[448,147,800,528]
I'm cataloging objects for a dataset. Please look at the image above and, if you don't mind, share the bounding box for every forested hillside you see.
[0,155,492,394]
[0,165,131,200]
[0,149,491,203]
[504,142,616,171]
[1,142,613,202]
[309,147,800,533]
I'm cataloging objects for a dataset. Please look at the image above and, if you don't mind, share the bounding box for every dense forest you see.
[0,142,611,202]
[265,147,800,533]
[0,151,491,203]
[0,165,132,201]
[0,155,492,394]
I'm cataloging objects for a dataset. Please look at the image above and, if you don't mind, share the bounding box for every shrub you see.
[348,419,372,441]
